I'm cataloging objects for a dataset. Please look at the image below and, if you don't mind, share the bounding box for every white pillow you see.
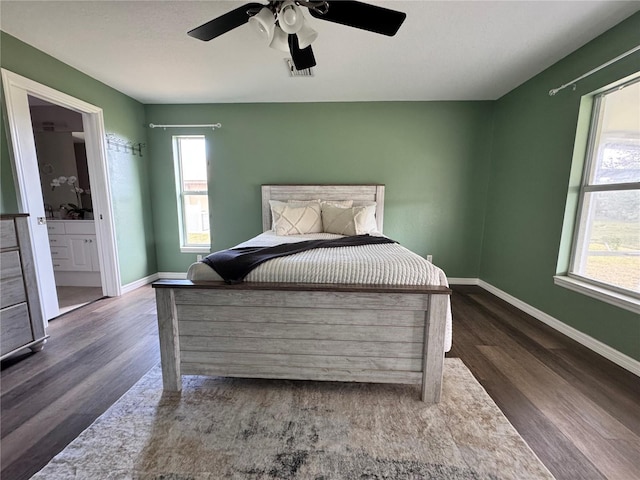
[321,204,378,235]
[270,200,323,235]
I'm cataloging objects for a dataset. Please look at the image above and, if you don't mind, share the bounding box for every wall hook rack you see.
[105,133,146,156]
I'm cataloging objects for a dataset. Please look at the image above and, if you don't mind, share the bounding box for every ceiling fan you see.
[188,1,406,70]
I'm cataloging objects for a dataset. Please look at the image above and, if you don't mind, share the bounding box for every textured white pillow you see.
[270,200,323,235]
[321,204,378,235]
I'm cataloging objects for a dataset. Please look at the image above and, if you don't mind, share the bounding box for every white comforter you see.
[187,231,452,351]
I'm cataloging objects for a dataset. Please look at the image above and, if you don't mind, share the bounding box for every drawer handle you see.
[53,264,61,267]
[51,250,59,255]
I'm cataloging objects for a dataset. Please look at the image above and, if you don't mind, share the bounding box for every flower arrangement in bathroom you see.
[50,175,93,219]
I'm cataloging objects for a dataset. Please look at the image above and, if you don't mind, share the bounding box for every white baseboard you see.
[121,273,159,294]
[448,278,479,285]
[157,272,188,280]
[478,280,640,377]
[120,272,187,294]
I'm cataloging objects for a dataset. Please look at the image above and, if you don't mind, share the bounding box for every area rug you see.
[32,358,554,479]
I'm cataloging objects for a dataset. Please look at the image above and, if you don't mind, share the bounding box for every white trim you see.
[478,280,640,377]
[554,275,640,315]
[2,70,58,319]
[568,77,640,297]
[82,108,121,297]
[583,181,640,192]
[173,135,210,251]
[448,277,480,286]
[157,272,188,280]
[121,273,160,294]
[1,69,122,318]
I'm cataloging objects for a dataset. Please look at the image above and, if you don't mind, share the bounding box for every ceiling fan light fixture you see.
[296,23,317,49]
[248,7,276,41]
[188,0,407,71]
[278,1,304,34]
[269,25,290,52]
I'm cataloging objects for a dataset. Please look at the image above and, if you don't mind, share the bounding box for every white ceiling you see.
[1,1,638,104]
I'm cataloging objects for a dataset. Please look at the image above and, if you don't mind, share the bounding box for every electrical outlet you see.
[196,254,203,262]
[427,254,433,263]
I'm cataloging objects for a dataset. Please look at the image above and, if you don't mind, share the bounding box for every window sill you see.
[180,246,210,254]
[553,275,640,315]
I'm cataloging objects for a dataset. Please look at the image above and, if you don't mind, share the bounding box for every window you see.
[173,135,210,252]
[566,78,640,303]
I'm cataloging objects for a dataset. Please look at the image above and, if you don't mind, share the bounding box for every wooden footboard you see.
[152,280,451,403]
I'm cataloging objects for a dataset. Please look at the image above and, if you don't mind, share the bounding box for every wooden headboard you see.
[261,184,385,233]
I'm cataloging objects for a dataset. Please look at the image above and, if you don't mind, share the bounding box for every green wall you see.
[145,102,494,276]
[2,11,638,362]
[481,13,640,360]
[0,32,157,284]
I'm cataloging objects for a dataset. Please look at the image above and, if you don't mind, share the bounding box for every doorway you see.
[2,68,121,322]
[29,96,104,315]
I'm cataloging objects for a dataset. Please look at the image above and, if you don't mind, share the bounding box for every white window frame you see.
[172,135,210,253]
[555,76,640,314]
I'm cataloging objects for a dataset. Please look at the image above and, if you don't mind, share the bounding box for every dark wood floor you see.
[1,286,160,480]
[1,285,639,479]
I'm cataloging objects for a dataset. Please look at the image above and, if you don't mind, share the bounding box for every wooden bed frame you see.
[153,185,451,403]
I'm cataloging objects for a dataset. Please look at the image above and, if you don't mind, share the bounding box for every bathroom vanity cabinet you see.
[47,220,101,287]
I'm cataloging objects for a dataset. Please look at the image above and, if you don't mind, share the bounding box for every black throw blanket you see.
[203,234,397,284]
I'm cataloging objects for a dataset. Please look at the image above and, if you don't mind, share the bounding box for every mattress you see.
[187,231,452,351]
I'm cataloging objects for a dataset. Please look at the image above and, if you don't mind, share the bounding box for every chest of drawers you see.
[1,214,48,359]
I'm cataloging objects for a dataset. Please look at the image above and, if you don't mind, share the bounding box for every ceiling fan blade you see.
[188,2,264,41]
[288,34,316,70]
[309,1,406,36]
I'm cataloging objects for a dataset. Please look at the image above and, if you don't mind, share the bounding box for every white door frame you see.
[2,69,121,320]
